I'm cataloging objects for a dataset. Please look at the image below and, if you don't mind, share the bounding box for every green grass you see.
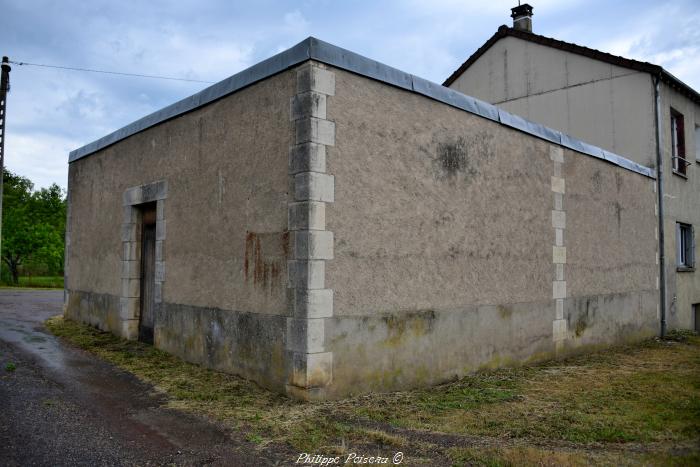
[0,275,64,289]
[46,316,700,464]
[447,446,589,467]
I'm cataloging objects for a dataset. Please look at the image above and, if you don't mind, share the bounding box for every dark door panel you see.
[139,205,157,344]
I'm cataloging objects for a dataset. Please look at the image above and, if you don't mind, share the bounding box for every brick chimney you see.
[511,3,534,32]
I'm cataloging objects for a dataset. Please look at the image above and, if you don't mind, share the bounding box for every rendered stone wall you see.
[448,36,658,168]
[658,83,700,331]
[65,69,296,392]
[447,34,699,335]
[65,58,661,400]
[322,66,658,398]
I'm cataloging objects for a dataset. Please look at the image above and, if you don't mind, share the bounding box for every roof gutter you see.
[653,74,667,338]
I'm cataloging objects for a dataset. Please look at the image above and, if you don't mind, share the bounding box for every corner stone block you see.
[551,176,565,194]
[295,117,335,146]
[552,246,567,264]
[120,320,140,340]
[290,91,327,121]
[155,261,166,282]
[551,210,566,229]
[288,201,326,231]
[288,260,325,289]
[555,298,564,320]
[555,228,564,247]
[119,297,140,320]
[286,318,326,353]
[285,385,327,401]
[297,65,335,96]
[142,180,168,202]
[549,146,564,163]
[288,351,333,388]
[121,223,138,242]
[157,200,165,220]
[554,192,563,211]
[553,319,568,341]
[155,240,164,261]
[123,206,138,223]
[295,172,334,203]
[289,142,326,174]
[289,288,334,319]
[555,263,564,281]
[123,241,139,261]
[154,281,163,303]
[292,230,334,260]
[121,260,141,279]
[123,186,143,206]
[553,280,567,299]
[121,278,140,298]
[156,220,166,241]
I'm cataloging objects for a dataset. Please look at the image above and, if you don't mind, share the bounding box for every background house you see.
[444,4,699,333]
[66,37,659,400]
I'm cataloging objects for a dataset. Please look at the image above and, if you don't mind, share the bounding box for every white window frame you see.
[670,108,689,176]
[676,222,695,270]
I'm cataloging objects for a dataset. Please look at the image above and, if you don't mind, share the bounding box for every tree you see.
[1,169,66,284]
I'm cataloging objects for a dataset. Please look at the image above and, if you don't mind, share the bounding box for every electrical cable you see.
[8,60,214,84]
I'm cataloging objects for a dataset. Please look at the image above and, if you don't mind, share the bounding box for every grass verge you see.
[0,276,64,289]
[46,316,700,465]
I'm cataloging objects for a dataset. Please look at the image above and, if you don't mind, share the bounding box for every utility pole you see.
[0,56,11,274]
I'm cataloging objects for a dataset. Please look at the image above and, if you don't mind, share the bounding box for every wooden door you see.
[139,205,157,344]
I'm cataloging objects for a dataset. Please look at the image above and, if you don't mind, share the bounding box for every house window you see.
[695,125,700,162]
[676,222,694,270]
[670,108,688,176]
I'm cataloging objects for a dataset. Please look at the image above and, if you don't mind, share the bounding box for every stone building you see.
[66,36,660,400]
[445,4,699,333]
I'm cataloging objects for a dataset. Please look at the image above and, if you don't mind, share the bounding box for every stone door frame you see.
[119,180,168,340]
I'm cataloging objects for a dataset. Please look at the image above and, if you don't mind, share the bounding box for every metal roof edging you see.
[68,37,656,180]
[68,39,312,162]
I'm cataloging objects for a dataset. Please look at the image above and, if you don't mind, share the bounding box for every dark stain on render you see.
[615,171,623,193]
[614,201,623,234]
[244,231,288,289]
[573,297,598,338]
[591,169,602,192]
[575,314,588,337]
[438,138,469,176]
[380,309,437,347]
[434,132,494,182]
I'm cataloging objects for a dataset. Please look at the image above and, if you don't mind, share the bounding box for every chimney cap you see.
[511,3,534,19]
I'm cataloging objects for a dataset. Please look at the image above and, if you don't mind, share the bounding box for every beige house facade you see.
[445,5,699,333]
[66,37,660,400]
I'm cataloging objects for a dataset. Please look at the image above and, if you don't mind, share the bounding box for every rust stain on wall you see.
[244,231,288,289]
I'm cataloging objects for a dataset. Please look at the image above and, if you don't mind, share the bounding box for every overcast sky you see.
[1,0,698,190]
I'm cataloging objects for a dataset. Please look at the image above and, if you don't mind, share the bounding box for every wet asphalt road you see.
[0,289,284,466]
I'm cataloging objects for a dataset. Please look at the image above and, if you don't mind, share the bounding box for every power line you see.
[8,60,215,84]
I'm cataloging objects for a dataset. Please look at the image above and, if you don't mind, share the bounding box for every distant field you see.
[0,276,64,289]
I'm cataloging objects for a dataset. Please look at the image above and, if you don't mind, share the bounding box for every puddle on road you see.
[23,335,47,343]
[0,290,258,463]
[0,290,69,372]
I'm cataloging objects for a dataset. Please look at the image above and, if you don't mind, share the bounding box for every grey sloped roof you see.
[69,37,655,179]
